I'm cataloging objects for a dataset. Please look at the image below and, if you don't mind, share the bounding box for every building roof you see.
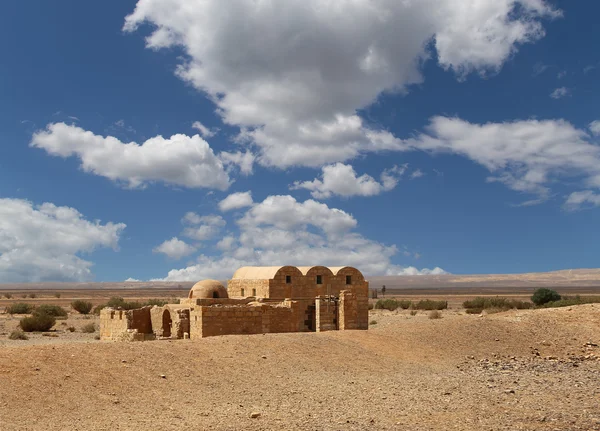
[231,266,289,280]
[189,279,228,299]
[297,266,334,276]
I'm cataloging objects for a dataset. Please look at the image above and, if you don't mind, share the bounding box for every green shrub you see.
[6,303,34,314]
[145,298,169,307]
[71,300,93,315]
[106,297,141,310]
[35,305,68,318]
[81,323,96,333]
[542,295,600,308]
[19,313,56,332]
[415,300,447,310]
[463,297,533,311]
[531,288,561,306]
[93,304,107,315]
[399,300,412,310]
[465,308,483,314]
[9,330,28,340]
[374,299,400,311]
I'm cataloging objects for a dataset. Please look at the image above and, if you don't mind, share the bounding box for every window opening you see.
[346,275,352,285]
[316,275,322,285]
[286,275,291,284]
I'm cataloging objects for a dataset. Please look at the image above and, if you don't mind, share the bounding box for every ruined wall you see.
[100,307,155,341]
[316,297,338,332]
[338,290,369,330]
[190,305,264,339]
[150,306,190,339]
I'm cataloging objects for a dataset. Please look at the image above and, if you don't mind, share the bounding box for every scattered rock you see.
[250,412,261,418]
[160,374,166,379]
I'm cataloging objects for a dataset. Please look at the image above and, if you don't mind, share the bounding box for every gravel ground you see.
[0,305,599,430]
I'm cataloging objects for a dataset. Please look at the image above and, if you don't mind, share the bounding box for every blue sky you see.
[1,0,599,283]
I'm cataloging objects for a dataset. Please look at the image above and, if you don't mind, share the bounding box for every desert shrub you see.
[415,300,447,310]
[71,300,93,315]
[368,302,374,310]
[21,294,27,299]
[6,303,34,314]
[81,323,96,333]
[9,330,28,340]
[19,313,56,332]
[399,300,412,309]
[4,293,12,299]
[66,326,76,332]
[542,295,600,308]
[145,298,169,307]
[465,308,483,314]
[28,293,37,299]
[370,320,377,325]
[428,310,442,319]
[106,297,141,310]
[531,288,561,306]
[374,299,401,311]
[92,304,106,315]
[409,310,418,316]
[463,297,533,311]
[35,305,68,318]
[54,292,61,298]
[94,335,101,340]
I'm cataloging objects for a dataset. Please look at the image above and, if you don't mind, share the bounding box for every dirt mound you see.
[0,305,598,430]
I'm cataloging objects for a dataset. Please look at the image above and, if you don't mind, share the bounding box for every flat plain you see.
[0,285,599,430]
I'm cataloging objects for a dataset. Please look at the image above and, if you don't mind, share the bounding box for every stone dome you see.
[189,279,228,299]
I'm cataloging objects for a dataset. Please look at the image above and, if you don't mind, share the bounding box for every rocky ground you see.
[0,305,599,430]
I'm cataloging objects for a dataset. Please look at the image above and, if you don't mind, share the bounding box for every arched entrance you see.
[162,310,172,338]
[212,290,219,298]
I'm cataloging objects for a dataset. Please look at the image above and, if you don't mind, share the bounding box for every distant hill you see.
[1,268,600,291]
[369,268,600,291]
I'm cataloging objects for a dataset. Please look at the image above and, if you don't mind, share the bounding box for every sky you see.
[1,0,599,283]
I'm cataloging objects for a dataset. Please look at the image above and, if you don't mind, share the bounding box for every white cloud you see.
[557,70,567,79]
[153,237,196,259]
[589,120,600,136]
[219,151,255,175]
[31,123,231,190]
[124,0,560,168]
[157,195,445,280]
[125,277,141,282]
[564,191,600,211]
[218,191,254,212]
[181,213,226,241]
[192,120,218,138]
[291,163,405,199]
[0,198,125,282]
[410,169,425,179]
[550,87,570,99]
[407,116,600,204]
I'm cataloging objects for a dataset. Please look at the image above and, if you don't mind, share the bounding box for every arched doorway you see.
[162,310,172,338]
[212,290,219,298]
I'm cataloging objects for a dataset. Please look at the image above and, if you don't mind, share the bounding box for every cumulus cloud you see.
[0,198,125,282]
[192,120,218,138]
[407,116,600,204]
[564,191,600,211]
[157,195,445,280]
[124,0,560,168]
[218,151,255,175]
[31,123,231,190]
[550,87,571,99]
[153,237,196,259]
[291,163,406,199]
[218,191,254,212]
[181,213,226,241]
[589,121,600,136]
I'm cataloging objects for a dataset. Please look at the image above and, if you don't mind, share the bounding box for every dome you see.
[189,279,228,299]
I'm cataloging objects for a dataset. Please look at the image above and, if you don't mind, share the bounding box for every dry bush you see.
[66,326,76,332]
[9,330,28,340]
[370,320,377,325]
[28,293,36,299]
[410,310,418,316]
[4,293,12,299]
[19,313,56,332]
[71,300,93,315]
[542,295,600,308]
[463,297,532,311]
[6,303,34,314]
[428,310,442,319]
[81,323,96,333]
[36,305,68,318]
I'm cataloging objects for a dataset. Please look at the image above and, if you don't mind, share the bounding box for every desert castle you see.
[100,266,369,341]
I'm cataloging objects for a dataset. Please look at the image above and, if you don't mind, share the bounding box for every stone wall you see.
[150,306,190,339]
[227,279,270,298]
[100,306,155,341]
[338,290,369,330]
[190,305,263,339]
[316,296,338,332]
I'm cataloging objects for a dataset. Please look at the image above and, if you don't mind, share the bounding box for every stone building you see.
[100,265,369,341]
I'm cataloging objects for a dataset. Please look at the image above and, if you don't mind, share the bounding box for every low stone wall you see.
[100,306,154,341]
